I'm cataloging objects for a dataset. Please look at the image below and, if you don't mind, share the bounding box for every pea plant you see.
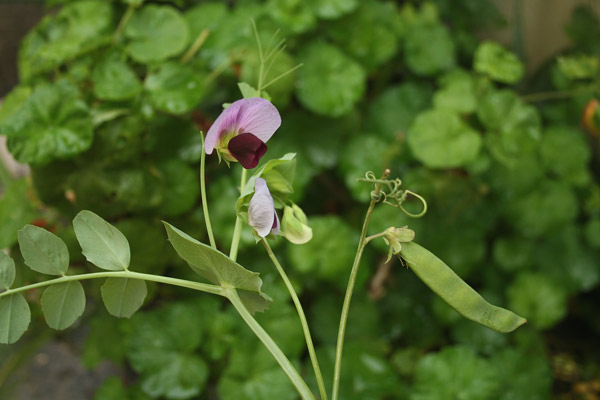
[0,47,525,400]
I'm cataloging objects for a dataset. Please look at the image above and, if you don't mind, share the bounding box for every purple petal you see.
[236,98,281,143]
[228,133,268,169]
[248,178,276,237]
[272,211,280,235]
[205,99,246,154]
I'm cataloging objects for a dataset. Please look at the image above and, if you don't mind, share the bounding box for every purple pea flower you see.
[248,178,280,237]
[205,97,281,169]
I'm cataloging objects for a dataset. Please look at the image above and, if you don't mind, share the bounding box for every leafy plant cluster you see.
[1,0,599,399]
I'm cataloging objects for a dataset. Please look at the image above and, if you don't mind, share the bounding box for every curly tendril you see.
[357,171,428,218]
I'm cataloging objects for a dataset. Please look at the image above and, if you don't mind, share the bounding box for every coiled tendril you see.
[357,171,428,218]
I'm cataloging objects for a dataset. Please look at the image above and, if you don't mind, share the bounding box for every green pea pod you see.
[400,242,526,333]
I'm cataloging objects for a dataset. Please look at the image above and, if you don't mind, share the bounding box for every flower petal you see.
[205,99,246,154]
[228,133,268,169]
[272,211,280,235]
[236,97,281,143]
[248,178,276,237]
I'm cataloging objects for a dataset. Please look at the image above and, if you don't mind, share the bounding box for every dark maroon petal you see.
[228,133,268,169]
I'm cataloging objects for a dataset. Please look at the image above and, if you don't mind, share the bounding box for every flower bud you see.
[383,226,415,262]
[281,204,312,244]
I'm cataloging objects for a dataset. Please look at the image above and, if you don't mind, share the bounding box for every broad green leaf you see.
[404,23,455,76]
[145,62,207,114]
[101,278,147,318]
[411,346,498,400]
[326,0,399,70]
[0,294,31,344]
[18,225,69,276]
[18,1,115,81]
[540,126,591,187]
[507,272,568,329]
[163,222,271,313]
[309,0,357,19]
[125,5,189,63]
[0,80,93,165]
[474,41,524,84]
[491,348,552,400]
[141,354,208,399]
[0,86,31,124]
[267,0,317,34]
[0,253,16,289]
[433,69,477,113]
[366,82,432,141]
[0,180,36,249]
[92,56,142,101]
[156,160,200,217]
[185,2,228,41]
[505,181,577,238]
[287,216,357,284]
[339,135,389,202]
[41,281,86,330]
[408,109,482,168]
[297,42,366,117]
[400,242,526,333]
[557,54,599,79]
[73,210,130,271]
[127,300,211,398]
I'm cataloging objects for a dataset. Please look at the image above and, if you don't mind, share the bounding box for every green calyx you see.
[281,203,313,244]
[383,226,415,262]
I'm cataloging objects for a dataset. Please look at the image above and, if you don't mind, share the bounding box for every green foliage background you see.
[1,0,600,399]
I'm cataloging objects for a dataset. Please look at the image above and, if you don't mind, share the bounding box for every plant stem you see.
[181,29,210,64]
[0,271,224,298]
[331,169,390,400]
[261,239,328,400]
[113,4,135,44]
[520,86,596,102]
[229,168,247,261]
[200,132,217,249]
[226,289,316,400]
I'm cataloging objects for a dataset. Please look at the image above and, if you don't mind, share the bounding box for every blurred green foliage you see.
[1,0,599,399]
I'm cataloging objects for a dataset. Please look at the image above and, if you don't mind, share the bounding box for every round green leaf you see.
[326,1,398,70]
[474,41,524,84]
[157,160,200,217]
[309,0,357,19]
[296,42,366,117]
[41,281,86,330]
[0,294,31,344]
[367,82,433,141]
[125,5,189,63]
[404,23,456,76]
[0,253,15,289]
[92,56,142,101]
[268,0,317,34]
[0,80,93,166]
[101,278,147,318]
[408,109,482,168]
[17,225,70,276]
[411,346,498,400]
[73,210,131,271]
[145,62,207,114]
[433,69,477,113]
[507,272,568,329]
[540,126,591,187]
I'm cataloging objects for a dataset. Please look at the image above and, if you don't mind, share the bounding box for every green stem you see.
[229,168,247,261]
[261,239,328,400]
[181,29,210,64]
[0,271,224,298]
[520,86,596,102]
[226,289,316,400]
[113,4,135,44]
[331,169,390,400]
[200,132,217,249]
